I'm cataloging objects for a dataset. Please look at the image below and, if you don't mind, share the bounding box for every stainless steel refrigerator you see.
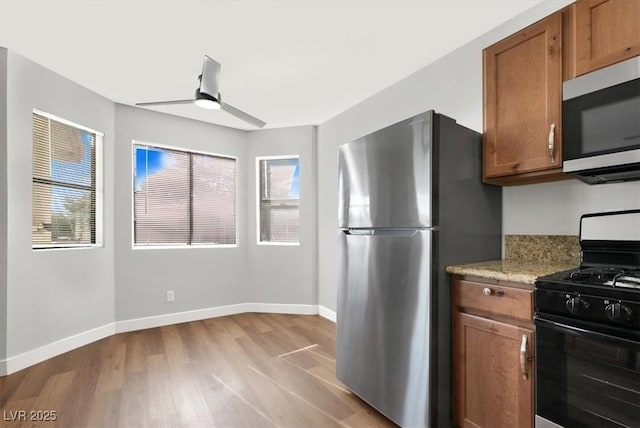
[337,111,502,428]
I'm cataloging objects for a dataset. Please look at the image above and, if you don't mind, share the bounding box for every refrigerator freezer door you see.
[336,228,433,427]
[337,113,433,228]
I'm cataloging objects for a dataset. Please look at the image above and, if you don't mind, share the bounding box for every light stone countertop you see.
[446,259,578,285]
[446,234,581,285]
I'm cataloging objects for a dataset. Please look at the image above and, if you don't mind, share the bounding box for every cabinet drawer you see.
[454,279,533,321]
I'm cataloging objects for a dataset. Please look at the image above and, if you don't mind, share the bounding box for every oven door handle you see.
[534,315,640,348]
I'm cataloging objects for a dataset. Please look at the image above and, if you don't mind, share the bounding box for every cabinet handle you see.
[520,335,528,380]
[548,123,556,164]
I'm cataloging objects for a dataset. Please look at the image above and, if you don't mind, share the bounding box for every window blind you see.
[259,158,300,243]
[32,112,97,247]
[133,145,236,246]
[192,153,236,245]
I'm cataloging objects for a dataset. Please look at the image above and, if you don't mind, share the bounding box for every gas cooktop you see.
[535,210,640,334]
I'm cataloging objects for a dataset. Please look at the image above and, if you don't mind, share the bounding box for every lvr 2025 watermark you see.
[3,410,58,422]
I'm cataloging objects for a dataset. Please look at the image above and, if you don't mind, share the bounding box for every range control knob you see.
[566,297,590,315]
[605,303,633,322]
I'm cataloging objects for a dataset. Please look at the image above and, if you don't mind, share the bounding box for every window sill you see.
[33,244,103,252]
[131,244,238,250]
[257,241,300,247]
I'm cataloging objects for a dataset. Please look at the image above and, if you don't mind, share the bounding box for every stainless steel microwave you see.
[562,57,640,184]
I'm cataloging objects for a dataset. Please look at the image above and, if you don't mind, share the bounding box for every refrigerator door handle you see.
[341,229,372,235]
[342,228,437,236]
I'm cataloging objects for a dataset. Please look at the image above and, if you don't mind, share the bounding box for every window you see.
[257,156,300,244]
[32,111,102,248]
[133,144,236,246]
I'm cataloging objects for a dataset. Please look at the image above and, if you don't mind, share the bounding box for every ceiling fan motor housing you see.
[195,86,221,109]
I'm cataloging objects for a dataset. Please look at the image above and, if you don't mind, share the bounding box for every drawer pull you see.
[482,287,505,297]
[520,335,528,380]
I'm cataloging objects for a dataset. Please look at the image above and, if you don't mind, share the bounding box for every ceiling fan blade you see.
[136,99,194,107]
[221,102,266,128]
[200,55,221,97]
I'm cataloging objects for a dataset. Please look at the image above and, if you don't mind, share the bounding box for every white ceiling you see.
[0,0,542,130]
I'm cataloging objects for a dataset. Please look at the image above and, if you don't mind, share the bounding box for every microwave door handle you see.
[548,123,556,164]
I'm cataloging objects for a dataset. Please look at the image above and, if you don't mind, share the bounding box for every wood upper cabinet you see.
[454,312,534,428]
[483,12,563,184]
[452,276,534,428]
[481,0,639,185]
[572,0,640,77]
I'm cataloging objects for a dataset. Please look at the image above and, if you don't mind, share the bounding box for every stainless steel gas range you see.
[534,209,640,428]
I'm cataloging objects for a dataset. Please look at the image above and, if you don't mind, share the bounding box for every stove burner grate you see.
[605,272,640,290]
[568,267,640,289]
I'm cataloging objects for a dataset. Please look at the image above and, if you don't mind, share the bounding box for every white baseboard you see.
[245,302,320,316]
[318,305,337,322]
[1,323,115,376]
[115,303,249,333]
[115,302,320,333]
[1,302,333,376]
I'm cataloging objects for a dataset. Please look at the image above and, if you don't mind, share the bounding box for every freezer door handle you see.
[342,229,431,237]
[342,229,374,235]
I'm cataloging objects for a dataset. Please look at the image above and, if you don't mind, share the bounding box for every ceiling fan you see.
[136,55,266,128]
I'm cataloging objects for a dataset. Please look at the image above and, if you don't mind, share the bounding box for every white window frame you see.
[32,109,104,250]
[256,155,300,246]
[131,140,238,250]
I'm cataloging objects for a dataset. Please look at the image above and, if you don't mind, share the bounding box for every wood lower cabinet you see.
[454,312,534,428]
[452,277,534,428]
[483,12,564,185]
[572,0,640,76]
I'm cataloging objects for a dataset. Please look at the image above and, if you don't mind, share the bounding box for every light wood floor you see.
[0,313,395,428]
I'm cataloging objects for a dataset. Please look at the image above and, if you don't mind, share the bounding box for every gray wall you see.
[246,126,317,304]
[5,50,116,357]
[503,180,640,235]
[0,48,8,362]
[315,0,639,311]
[0,50,320,364]
[113,107,318,322]
[114,104,250,321]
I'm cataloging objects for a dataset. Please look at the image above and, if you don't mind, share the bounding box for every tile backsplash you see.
[505,235,580,266]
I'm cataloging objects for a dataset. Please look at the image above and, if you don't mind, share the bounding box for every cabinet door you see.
[483,13,562,181]
[453,311,534,428]
[574,0,640,76]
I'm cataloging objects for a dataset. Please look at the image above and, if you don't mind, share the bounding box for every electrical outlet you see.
[166,290,175,302]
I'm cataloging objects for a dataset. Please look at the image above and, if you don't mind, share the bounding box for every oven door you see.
[535,314,640,428]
